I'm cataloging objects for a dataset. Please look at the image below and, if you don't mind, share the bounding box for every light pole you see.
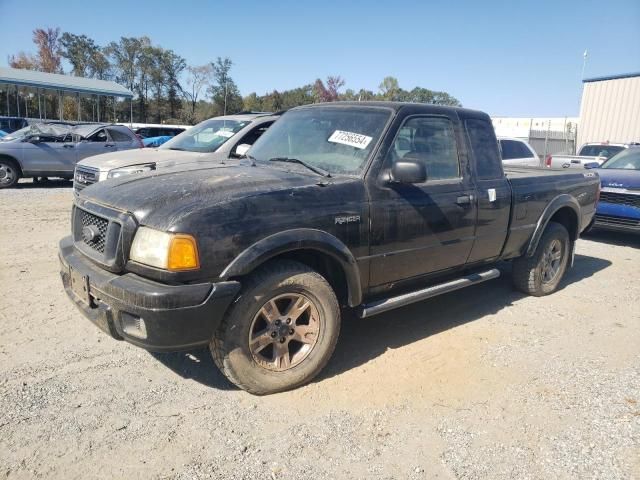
[581,49,588,79]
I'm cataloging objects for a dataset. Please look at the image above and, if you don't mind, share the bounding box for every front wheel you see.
[0,159,20,188]
[512,222,570,296]
[211,260,341,395]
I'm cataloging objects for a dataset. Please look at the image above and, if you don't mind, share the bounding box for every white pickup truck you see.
[546,142,637,169]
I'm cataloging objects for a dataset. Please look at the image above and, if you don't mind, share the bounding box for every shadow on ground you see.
[151,254,611,390]
[582,229,640,248]
[14,179,73,189]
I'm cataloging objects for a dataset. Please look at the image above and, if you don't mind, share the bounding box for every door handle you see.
[105,144,115,148]
[456,195,473,206]
[63,144,74,148]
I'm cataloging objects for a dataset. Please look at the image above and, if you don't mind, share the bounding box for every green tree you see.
[378,76,400,100]
[207,57,243,115]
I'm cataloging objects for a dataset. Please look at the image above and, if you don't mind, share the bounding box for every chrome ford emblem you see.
[82,225,100,243]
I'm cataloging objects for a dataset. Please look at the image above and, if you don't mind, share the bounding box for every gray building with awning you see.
[0,67,133,122]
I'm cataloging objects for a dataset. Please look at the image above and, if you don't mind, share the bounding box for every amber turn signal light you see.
[167,234,200,271]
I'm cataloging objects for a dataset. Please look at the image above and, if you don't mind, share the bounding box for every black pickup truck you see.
[59,102,600,394]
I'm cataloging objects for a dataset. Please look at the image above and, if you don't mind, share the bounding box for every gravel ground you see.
[1,180,639,479]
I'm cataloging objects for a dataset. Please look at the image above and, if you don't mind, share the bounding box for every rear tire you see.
[211,260,341,395]
[0,158,20,188]
[512,222,570,296]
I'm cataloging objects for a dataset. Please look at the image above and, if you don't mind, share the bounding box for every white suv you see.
[498,137,540,167]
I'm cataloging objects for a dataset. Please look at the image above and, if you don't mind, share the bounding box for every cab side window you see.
[466,119,503,179]
[389,116,460,181]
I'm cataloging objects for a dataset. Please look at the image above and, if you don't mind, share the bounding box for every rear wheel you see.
[211,260,340,395]
[0,159,20,188]
[512,222,570,296]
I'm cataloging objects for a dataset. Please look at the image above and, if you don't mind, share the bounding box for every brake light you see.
[545,155,552,167]
[595,181,601,203]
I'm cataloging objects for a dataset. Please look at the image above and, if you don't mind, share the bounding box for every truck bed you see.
[499,166,600,259]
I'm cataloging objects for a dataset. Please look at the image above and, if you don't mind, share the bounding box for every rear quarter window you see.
[465,119,503,179]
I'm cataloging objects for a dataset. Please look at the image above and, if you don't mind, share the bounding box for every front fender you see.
[219,228,362,306]
[526,194,580,257]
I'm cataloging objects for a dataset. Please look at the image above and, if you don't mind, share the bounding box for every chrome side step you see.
[358,268,501,318]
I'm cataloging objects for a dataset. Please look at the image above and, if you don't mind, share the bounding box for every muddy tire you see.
[512,222,570,296]
[0,158,20,188]
[211,260,340,395]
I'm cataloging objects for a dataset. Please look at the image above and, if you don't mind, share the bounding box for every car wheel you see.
[512,221,570,296]
[0,159,20,188]
[211,260,341,395]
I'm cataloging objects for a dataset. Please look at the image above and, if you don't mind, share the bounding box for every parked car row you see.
[545,142,639,169]
[0,122,142,188]
[73,112,280,192]
[59,102,601,395]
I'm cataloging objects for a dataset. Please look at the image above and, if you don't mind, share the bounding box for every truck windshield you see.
[600,149,640,170]
[578,145,624,158]
[249,107,391,175]
[160,119,249,153]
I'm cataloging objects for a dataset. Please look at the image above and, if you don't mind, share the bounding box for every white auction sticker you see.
[214,130,235,138]
[328,130,373,150]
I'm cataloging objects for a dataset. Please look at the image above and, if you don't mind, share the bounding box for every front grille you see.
[74,166,99,192]
[79,210,108,253]
[594,214,640,228]
[599,191,640,208]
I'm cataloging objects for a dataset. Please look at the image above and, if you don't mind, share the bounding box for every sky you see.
[0,0,639,117]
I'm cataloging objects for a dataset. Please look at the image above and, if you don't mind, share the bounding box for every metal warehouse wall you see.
[577,75,640,147]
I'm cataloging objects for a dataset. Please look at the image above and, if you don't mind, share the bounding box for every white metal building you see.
[577,72,640,147]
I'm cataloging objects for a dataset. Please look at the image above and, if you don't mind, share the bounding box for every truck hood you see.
[597,168,640,190]
[79,163,331,230]
[77,148,216,171]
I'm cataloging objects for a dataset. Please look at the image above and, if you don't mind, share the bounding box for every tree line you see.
[7,27,461,125]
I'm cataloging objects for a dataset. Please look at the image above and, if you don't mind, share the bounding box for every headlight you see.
[130,227,199,271]
[107,163,155,179]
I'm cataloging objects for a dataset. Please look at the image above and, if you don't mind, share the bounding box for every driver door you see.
[367,113,477,286]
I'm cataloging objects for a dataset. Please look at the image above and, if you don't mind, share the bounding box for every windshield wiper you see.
[268,157,331,178]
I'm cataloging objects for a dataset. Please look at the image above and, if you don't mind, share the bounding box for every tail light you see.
[595,181,601,203]
[545,155,552,167]
[136,136,144,148]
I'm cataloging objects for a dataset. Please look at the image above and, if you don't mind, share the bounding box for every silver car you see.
[73,113,280,193]
[0,123,141,188]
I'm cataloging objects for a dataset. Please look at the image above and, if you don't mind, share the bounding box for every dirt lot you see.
[1,180,639,480]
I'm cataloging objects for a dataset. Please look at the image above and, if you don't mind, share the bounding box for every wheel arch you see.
[526,195,580,257]
[219,229,362,307]
[0,154,24,176]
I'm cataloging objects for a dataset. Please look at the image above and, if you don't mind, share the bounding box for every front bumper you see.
[59,236,241,352]
[594,202,640,234]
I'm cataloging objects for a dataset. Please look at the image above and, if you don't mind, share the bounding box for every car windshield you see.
[160,119,249,153]
[600,148,640,170]
[578,145,624,158]
[248,106,392,175]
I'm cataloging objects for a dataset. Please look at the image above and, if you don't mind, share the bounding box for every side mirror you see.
[390,159,427,184]
[584,162,600,169]
[235,143,251,157]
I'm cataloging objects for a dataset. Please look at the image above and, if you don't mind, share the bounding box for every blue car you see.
[0,130,7,138]
[142,135,173,148]
[590,146,640,233]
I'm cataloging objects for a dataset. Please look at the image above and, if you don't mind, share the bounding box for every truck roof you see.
[292,101,489,119]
